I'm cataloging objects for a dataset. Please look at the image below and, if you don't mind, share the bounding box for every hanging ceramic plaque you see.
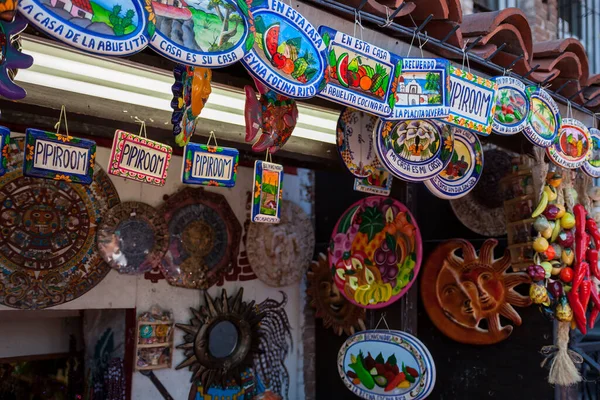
[354,169,392,197]
[148,0,248,67]
[23,128,96,185]
[374,119,453,182]
[0,126,9,177]
[338,329,436,400]
[19,0,148,56]
[329,196,422,309]
[583,127,600,178]
[424,128,483,199]
[546,118,591,169]
[337,108,380,178]
[0,15,34,100]
[252,160,283,223]
[446,65,497,136]
[392,57,450,120]
[182,142,239,187]
[108,130,172,186]
[318,26,397,117]
[240,0,327,99]
[491,76,529,135]
[522,86,560,148]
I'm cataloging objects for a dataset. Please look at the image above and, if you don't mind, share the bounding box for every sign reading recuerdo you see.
[182,143,239,187]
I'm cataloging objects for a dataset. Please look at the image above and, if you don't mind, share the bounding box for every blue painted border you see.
[583,128,600,178]
[181,142,239,187]
[0,126,9,177]
[522,86,561,148]
[251,160,283,223]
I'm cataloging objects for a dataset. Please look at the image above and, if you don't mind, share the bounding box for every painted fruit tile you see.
[491,76,529,135]
[318,26,397,117]
[252,160,283,223]
[240,0,327,99]
[546,118,592,169]
[0,126,9,177]
[337,108,380,178]
[354,169,393,197]
[522,86,561,148]
[181,142,239,187]
[583,127,600,178]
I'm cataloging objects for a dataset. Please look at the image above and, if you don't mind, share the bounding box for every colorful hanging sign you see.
[337,108,380,178]
[392,57,450,120]
[424,128,483,199]
[374,119,453,182]
[252,160,283,223]
[181,142,239,187]
[109,130,172,186]
[546,118,592,169]
[522,86,560,148]
[0,15,34,100]
[338,329,436,400]
[23,128,96,184]
[446,65,497,136]
[317,26,397,117]
[0,126,8,177]
[354,169,392,196]
[240,0,327,99]
[582,127,600,178]
[329,196,422,309]
[19,0,149,56]
[491,76,529,135]
[148,0,249,67]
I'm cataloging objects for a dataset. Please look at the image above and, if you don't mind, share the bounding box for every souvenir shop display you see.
[491,76,529,136]
[240,0,327,99]
[252,159,283,223]
[583,127,600,178]
[188,368,256,400]
[247,200,314,287]
[135,306,174,371]
[522,86,561,148]
[0,126,9,177]
[97,201,168,275]
[424,127,483,200]
[354,169,393,196]
[329,196,422,309]
[546,118,592,169]
[0,14,33,100]
[421,239,531,344]
[391,57,450,120]
[373,119,453,182]
[337,328,436,400]
[181,140,239,187]
[306,253,366,336]
[159,187,242,289]
[337,107,380,178]
[0,138,120,309]
[244,76,298,153]
[318,26,398,117]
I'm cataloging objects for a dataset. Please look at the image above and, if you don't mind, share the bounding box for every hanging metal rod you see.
[484,43,507,61]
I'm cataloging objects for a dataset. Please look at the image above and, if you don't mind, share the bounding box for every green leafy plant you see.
[109,5,134,36]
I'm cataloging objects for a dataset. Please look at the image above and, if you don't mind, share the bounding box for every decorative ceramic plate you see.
[491,76,529,135]
[522,86,561,148]
[240,0,327,99]
[546,118,592,169]
[329,196,422,309]
[338,329,436,400]
[158,187,241,289]
[0,138,120,309]
[424,128,483,199]
[337,108,380,178]
[97,201,168,275]
[583,127,600,178]
[374,119,453,182]
[246,200,314,287]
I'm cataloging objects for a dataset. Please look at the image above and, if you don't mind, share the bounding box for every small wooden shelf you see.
[137,343,171,348]
[135,311,175,371]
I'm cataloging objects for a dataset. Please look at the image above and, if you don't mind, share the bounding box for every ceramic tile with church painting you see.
[251,160,283,223]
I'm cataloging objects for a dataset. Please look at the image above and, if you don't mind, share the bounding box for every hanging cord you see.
[54,105,70,137]
[134,117,148,138]
[374,312,391,331]
[353,9,364,41]
[379,6,393,28]
[461,43,471,73]
[206,130,219,148]
[264,150,273,163]
[566,100,574,120]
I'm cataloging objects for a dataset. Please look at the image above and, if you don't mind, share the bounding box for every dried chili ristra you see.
[567,289,588,334]
[580,280,592,313]
[590,284,600,329]
[587,249,600,280]
[587,218,600,248]
[574,261,589,293]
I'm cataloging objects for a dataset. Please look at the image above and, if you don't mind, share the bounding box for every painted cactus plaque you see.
[491,76,529,135]
[354,169,392,197]
[241,0,327,99]
[392,57,450,120]
[424,128,483,199]
[583,127,600,178]
[337,108,380,178]
[182,142,239,187]
[338,330,436,400]
[252,160,283,223]
[522,86,560,148]
[546,118,591,169]
[19,0,149,56]
[374,119,453,182]
[0,126,9,177]
[318,26,396,117]
[108,130,172,186]
[23,128,96,184]
[446,65,497,136]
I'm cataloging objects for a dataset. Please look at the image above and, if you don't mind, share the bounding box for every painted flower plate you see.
[522,86,561,148]
[583,127,600,178]
[491,76,529,135]
[337,107,380,178]
[546,118,591,169]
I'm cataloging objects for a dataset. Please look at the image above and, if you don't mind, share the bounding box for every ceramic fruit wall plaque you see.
[148,0,249,67]
[374,119,453,182]
[424,127,483,199]
[354,169,393,197]
[337,107,380,178]
[421,239,532,344]
[522,86,560,148]
[446,65,497,136]
[241,0,327,99]
[329,196,422,309]
[392,57,450,120]
[546,118,592,169]
[318,26,397,117]
[109,130,172,186]
[491,76,529,135]
[338,330,436,400]
[19,0,149,56]
[0,15,34,100]
[583,128,600,178]
[181,142,239,187]
[23,128,96,185]
[252,160,283,223]
[0,126,8,177]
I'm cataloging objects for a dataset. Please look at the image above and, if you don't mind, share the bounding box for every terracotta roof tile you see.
[72,0,93,14]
